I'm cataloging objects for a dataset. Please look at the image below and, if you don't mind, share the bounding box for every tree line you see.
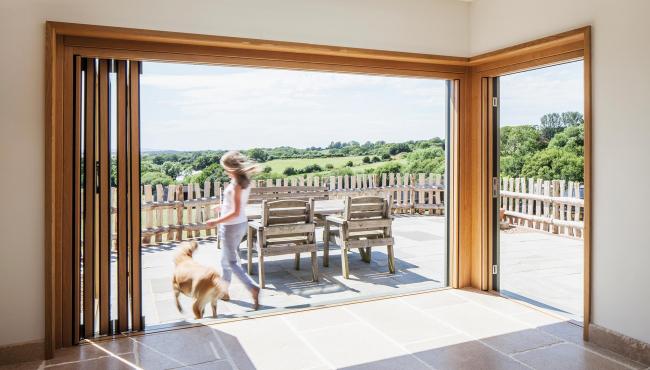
[134,111,583,186]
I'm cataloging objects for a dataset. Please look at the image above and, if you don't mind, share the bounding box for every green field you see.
[262,155,406,176]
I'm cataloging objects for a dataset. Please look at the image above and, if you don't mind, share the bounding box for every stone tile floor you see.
[138,215,448,327]
[5,289,648,369]
[499,227,583,322]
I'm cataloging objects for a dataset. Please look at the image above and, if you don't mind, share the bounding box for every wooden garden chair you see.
[323,195,395,279]
[247,199,318,288]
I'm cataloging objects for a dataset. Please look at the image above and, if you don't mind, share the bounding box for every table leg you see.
[323,222,330,267]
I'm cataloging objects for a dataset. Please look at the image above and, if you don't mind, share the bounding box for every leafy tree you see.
[561,111,584,126]
[381,153,391,160]
[371,156,381,163]
[345,161,354,167]
[389,143,411,155]
[538,112,563,143]
[192,153,220,171]
[283,167,297,176]
[362,156,371,164]
[372,162,403,177]
[521,147,583,182]
[141,171,174,186]
[499,125,544,178]
[325,163,334,169]
[548,124,584,155]
[247,148,269,162]
[161,161,182,179]
[263,166,272,173]
[190,163,228,184]
[302,164,322,173]
[405,147,445,174]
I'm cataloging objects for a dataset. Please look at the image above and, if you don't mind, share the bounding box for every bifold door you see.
[63,56,143,344]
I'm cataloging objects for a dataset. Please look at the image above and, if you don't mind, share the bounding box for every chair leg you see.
[362,247,371,263]
[323,223,330,267]
[341,246,350,279]
[258,252,265,288]
[294,253,300,270]
[311,251,318,282]
[387,244,395,274]
[247,226,254,275]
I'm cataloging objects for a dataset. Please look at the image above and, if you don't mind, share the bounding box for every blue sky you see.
[500,61,584,127]
[140,60,583,151]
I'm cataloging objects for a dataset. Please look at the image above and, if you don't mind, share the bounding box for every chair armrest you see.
[325,215,346,225]
[248,220,263,230]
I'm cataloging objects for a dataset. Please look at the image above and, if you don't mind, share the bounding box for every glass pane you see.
[139,62,451,327]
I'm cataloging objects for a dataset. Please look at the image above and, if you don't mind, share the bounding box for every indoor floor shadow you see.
[8,289,648,370]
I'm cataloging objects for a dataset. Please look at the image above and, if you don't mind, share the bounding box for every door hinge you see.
[492,97,498,107]
[492,177,499,198]
[492,265,498,275]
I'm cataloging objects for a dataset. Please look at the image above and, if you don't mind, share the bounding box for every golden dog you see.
[172,240,227,319]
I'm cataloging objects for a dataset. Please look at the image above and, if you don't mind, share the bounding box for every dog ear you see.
[190,240,199,252]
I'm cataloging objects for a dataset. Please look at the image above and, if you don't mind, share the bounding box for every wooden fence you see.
[109,173,444,245]
[499,177,584,238]
[109,174,584,245]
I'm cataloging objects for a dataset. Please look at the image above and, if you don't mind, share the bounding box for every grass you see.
[261,155,407,176]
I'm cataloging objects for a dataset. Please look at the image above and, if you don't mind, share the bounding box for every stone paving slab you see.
[108,216,582,327]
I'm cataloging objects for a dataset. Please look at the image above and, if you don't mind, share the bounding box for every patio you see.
[129,216,582,327]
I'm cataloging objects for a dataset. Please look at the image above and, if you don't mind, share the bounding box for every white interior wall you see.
[0,0,469,347]
[2,0,649,350]
[470,0,650,344]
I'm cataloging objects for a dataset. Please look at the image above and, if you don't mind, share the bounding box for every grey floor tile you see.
[514,342,630,370]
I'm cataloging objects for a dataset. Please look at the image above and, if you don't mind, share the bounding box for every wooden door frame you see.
[45,21,468,357]
[468,27,592,340]
[45,21,591,357]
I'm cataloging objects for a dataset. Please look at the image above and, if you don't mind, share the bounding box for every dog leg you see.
[173,283,183,313]
[211,298,218,317]
[192,300,203,319]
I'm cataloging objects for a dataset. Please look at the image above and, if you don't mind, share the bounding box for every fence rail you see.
[108,174,583,245]
[499,177,584,238]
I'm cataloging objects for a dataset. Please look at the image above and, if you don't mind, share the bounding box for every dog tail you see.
[174,240,199,265]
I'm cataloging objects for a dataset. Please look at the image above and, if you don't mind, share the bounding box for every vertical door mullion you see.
[61,48,75,347]
[116,60,129,333]
[83,58,96,338]
[98,59,111,335]
[129,60,143,331]
[491,77,500,291]
[72,55,82,344]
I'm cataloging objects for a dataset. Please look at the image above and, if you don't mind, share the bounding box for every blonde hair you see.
[220,151,258,189]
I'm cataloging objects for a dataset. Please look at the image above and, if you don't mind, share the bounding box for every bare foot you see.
[251,287,260,310]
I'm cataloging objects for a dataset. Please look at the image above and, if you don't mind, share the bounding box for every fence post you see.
[542,180,551,232]
[551,180,560,234]
[185,184,194,238]
[167,184,176,241]
[143,185,153,244]
[174,185,183,241]
[204,181,212,237]
[573,182,582,238]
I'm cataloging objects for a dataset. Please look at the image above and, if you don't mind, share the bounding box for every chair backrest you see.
[342,195,391,221]
[261,198,315,227]
[249,186,329,204]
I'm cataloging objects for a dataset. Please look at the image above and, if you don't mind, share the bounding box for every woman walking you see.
[206,151,260,309]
